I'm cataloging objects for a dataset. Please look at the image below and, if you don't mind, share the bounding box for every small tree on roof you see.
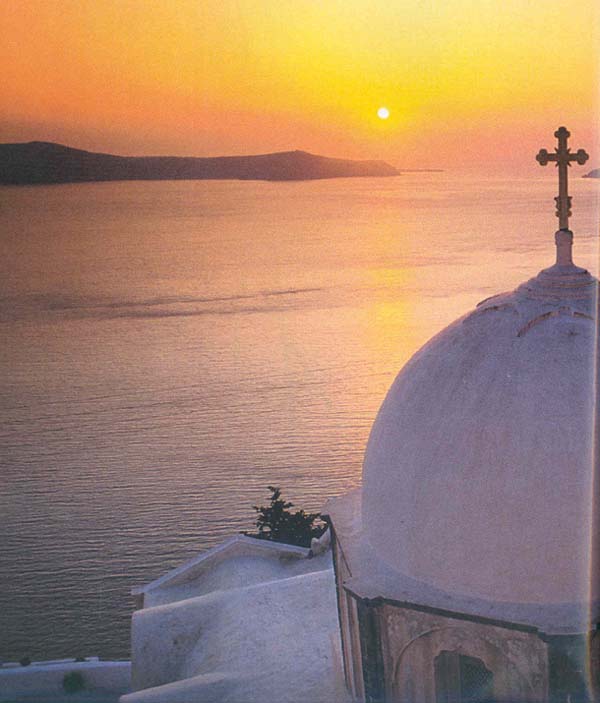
[245,486,326,548]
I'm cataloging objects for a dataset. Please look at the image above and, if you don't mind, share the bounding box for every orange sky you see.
[2,0,598,172]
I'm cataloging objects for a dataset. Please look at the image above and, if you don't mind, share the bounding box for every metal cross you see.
[536,126,589,231]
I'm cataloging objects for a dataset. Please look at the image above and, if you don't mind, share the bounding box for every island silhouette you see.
[0,141,403,185]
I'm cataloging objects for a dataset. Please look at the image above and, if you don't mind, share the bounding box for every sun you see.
[377,107,390,120]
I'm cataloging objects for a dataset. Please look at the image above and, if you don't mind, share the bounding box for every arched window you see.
[435,650,494,703]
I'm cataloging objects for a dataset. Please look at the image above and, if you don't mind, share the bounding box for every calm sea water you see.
[0,174,598,662]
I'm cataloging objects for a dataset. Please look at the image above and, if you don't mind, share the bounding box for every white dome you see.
[362,260,599,605]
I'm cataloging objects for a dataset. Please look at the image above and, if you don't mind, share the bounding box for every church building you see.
[325,127,599,702]
[122,128,598,703]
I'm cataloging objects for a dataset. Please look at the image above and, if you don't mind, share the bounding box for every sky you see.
[2,0,599,172]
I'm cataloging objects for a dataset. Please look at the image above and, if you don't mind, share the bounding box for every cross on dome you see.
[536,127,589,266]
[536,127,588,230]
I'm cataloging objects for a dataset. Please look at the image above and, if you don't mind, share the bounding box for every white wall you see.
[0,660,131,701]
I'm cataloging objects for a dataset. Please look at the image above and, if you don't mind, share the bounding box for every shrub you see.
[63,671,85,693]
[19,656,31,667]
[245,486,326,548]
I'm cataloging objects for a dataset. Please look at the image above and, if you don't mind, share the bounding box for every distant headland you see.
[0,141,406,185]
[583,168,600,178]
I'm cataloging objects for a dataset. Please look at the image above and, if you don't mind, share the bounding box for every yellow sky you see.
[2,0,598,170]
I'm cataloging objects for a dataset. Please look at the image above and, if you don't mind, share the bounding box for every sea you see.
[0,173,598,662]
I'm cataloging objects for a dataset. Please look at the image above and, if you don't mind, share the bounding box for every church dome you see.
[362,256,598,605]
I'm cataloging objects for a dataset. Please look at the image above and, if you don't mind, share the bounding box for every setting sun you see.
[377,107,390,120]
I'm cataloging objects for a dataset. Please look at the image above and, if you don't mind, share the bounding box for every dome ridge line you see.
[465,302,516,321]
[516,307,594,338]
